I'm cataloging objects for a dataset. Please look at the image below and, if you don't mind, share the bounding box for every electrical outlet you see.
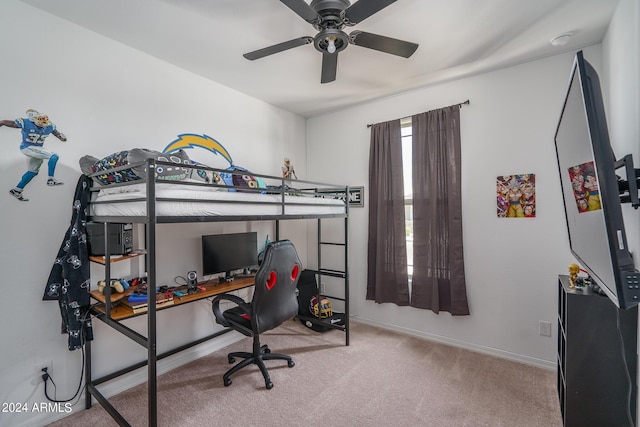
[36,360,53,380]
[539,321,552,337]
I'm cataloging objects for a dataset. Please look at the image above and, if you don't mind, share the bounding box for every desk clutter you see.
[89,275,256,320]
[123,287,175,314]
[93,276,173,314]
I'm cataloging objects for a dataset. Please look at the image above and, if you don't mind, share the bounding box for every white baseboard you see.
[351,315,556,370]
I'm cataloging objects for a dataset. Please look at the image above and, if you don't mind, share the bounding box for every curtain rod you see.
[366,99,470,128]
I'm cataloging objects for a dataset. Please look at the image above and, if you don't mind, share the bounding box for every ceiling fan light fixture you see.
[327,36,337,53]
[314,29,348,54]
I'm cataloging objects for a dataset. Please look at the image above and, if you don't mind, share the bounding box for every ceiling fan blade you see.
[244,37,313,60]
[344,0,397,25]
[280,0,320,23]
[321,52,338,84]
[349,31,418,58]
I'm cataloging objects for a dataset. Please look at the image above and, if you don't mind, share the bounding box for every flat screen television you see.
[202,232,258,281]
[554,50,639,309]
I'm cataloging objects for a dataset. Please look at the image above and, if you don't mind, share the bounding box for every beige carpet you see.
[47,320,562,427]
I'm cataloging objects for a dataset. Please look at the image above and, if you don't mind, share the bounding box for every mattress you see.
[89,182,346,218]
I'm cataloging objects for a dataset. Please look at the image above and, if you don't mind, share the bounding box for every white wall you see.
[0,2,306,426]
[603,0,640,270]
[306,48,610,367]
[603,0,640,417]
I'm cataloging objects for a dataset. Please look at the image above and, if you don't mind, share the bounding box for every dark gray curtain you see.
[366,120,409,305]
[410,106,469,315]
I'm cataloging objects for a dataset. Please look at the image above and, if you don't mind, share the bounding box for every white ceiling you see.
[21,0,619,117]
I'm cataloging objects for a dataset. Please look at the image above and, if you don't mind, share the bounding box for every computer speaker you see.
[187,270,197,292]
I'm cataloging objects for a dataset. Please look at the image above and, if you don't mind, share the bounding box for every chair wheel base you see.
[221,338,295,389]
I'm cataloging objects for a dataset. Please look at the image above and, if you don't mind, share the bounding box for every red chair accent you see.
[266,271,277,290]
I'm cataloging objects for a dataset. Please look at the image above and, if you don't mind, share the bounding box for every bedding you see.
[89,182,346,218]
[80,148,191,185]
[189,162,223,185]
[220,165,267,193]
[82,149,347,219]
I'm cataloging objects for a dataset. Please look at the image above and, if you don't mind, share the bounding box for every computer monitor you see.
[202,232,258,281]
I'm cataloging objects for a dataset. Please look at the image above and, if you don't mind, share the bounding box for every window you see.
[401,118,413,276]
[367,106,469,313]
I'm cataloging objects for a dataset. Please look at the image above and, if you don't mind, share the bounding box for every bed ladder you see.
[276,215,349,346]
[317,216,349,345]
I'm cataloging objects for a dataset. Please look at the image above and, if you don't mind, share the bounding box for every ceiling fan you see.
[243,0,419,83]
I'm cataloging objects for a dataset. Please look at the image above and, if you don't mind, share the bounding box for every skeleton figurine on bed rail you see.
[282,157,298,180]
[1,109,67,201]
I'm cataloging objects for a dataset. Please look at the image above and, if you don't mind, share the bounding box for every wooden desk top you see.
[90,276,255,321]
[89,253,144,265]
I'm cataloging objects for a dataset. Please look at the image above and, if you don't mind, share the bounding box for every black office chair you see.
[211,240,302,389]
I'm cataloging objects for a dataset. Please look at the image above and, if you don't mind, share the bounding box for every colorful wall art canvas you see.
[567,160,601,213]
[497,173,536,218]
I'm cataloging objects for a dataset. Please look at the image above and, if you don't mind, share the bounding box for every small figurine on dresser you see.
[282,157,298,180]
[1,109,67,201]
[568,263,590,290]
[568,263,580,288]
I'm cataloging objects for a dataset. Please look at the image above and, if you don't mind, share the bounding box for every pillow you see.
[128,148,191,182]
[187,162,224,187]
[220,165,266,193]
[79,149,191,185]
[83,150,140,185]
[79,155,99,175]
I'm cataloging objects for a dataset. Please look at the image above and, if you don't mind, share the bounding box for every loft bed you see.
[87,160,347,222]
[83,156,350,426]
